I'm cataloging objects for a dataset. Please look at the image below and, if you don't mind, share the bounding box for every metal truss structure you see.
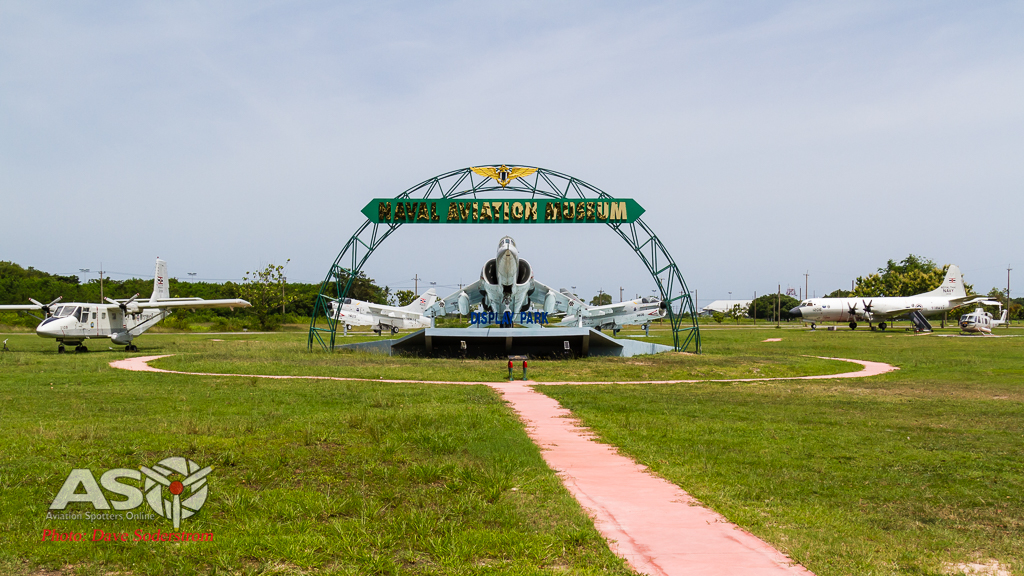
[308,166,701,353]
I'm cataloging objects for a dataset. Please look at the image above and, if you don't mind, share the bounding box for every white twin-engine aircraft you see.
[327,289,437,335]
[959,306,1008,334]
[428,236,577,327]
[788,265,992,331]
[0,259,250,353]
[556,292,668,335]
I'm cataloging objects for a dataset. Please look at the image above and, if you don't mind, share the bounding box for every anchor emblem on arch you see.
[470,165,538,187]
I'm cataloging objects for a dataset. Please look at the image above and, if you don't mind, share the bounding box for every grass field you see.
[1,326,1022,575]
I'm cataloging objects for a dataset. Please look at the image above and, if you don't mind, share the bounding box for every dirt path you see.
[110,355,898,575]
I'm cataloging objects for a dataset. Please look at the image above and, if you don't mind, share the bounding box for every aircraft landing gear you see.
[124,345,138,352]
[74,345,89,353]
[810,322,816,330]
[612,328,620,336]
[391,326,399,335]
[879,322,887,331]
[849,322,858,330]
[58,344,66,354]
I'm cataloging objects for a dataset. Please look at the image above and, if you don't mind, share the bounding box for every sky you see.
[2,1,1022,307]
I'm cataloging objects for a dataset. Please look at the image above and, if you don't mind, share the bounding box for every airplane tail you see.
[401,289,437,314]
[921,264,967,299]
[150,258,170,302]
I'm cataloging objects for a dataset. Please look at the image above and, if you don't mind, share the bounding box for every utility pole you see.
[281,276,287,314]
[753,291,756,323]
[777,284,781,327]
[620,287,624,302]
[804,271,809,303]
[1008,265,1013,326]
[99,264,105,302]
[414,274,419,294]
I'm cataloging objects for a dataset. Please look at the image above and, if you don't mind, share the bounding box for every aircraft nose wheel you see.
[879,322,887,331]
[124,345,139,352]
[74,345,88,353]
[57,345,66,354]
[849,322,858,330]
[391,327,399,335]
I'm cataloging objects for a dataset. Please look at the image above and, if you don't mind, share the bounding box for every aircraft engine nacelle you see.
[110,332,133,346]
[543,292,557,314]
[125,302,140,314]
[458,292,470,316]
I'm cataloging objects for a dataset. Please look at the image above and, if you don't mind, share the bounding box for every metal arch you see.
[308,166,701,353]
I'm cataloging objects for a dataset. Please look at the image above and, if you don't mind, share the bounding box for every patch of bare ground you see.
[942,560,1011,576]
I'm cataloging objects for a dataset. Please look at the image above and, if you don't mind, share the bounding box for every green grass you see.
[538,328,1024,575]
[2,327,1022,575]
[0,334,631,575]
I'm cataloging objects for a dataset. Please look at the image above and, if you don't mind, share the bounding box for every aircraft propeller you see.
[105,293,141,316]
[846,302,858,317]
[28,296,63,318]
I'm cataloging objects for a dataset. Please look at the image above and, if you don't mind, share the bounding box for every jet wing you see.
[579,301,634,317]
[528,279,575,315]
[429,280,485,317]
[136,298,251,310]
[364,303,428,320]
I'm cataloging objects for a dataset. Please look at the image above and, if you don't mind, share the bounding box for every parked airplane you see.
[788,265,990,331]
[327,289,437,335]
[556,293,668,334]
[427,236,576,326]
[959,306,1008,334]
[0,259,250,353]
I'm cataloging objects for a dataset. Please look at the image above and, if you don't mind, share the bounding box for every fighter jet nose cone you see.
[788,307,803,317]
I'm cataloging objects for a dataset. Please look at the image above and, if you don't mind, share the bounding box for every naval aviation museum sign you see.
[362,197,644,224]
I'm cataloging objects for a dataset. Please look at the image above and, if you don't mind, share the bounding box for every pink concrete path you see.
[109,354,899,575]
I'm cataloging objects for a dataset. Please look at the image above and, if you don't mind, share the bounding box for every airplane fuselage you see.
[795,296,957,323]
[35,302,167,346]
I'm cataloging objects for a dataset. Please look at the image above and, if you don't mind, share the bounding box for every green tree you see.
[590,292,612,306]
[852,255,973,297]
[333,271,391,305]
[748,294,800,321]
[238,260,289,331]
[727,303,746,324]
[394,290,416,307]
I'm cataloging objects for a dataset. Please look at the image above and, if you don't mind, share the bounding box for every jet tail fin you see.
[401,289,437,314]
[150,259,170,302]
[921,264,967,299]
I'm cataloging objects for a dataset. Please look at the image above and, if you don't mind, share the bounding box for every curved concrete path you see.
[111,355,898,575]
[111,355,897,385]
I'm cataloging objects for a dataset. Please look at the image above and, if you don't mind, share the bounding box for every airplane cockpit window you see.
[52,306,66,317]
[344,298,352,304]
[71,307,83,321]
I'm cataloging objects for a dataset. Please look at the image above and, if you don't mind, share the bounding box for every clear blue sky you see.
[2,2,1021,305]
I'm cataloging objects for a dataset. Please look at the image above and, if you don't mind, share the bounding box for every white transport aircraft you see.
[327,289,437,335]
[788,264,991,331]
[959,306,1008,334]
[556,293,668,335]
[427,236,576,327]
[0,259,250,353]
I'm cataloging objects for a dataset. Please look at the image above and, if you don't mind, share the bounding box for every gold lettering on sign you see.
[472,202,479,222]
[596,202,608,221]
[395,202,406,220]
[525,202,537,221]
[459,202,472,221]
[562,202,575,220]
[511,202,524,219]
[480,202,492,222]
[446,203,459,222]
[406,202,417,221]
[417,203,429,222]
[492,202,503,222]
[430,202,439,222]
[378,202,392,222]
[503,202,510,221]
[576,201,586,221]
[545,202,561,221]
[586,202,595,221]
[610,201,626,220]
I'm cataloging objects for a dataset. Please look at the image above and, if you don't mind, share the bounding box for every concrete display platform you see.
[337,327,675,358]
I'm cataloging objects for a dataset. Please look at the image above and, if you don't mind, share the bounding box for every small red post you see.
[522,359,528,381]
[508,359,513,381]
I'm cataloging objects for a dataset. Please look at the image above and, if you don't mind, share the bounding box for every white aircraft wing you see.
[136,298,251,310]
[0,304,44,311]
[528,279,574,315]
[430,280,484,316]
[579,301,635,317]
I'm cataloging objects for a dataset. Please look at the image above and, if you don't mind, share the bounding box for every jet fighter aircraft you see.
[0,259,250,352]
[327,289,437,335]
[427,236,576,327]
[555,293,668,335]
[788,265,991,331]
